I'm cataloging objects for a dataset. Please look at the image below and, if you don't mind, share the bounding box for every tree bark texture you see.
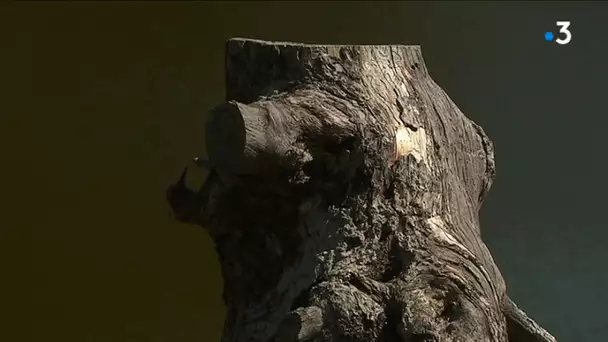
[167,38,557,342]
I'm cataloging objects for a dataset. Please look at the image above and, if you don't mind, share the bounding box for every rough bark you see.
[167,38,557,342]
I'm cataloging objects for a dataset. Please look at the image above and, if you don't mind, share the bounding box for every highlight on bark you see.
[167,38,557,342]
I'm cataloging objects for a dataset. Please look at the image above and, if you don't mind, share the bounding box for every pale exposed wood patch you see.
[395,126,427,162]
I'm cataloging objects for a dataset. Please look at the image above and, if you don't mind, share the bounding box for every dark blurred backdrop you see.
[10,1,608,341]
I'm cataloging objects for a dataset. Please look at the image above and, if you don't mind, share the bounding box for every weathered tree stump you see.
[167,38,557,342]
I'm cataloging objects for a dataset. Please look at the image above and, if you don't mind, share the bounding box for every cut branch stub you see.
[167,38,557,342]
[205,97,357,177]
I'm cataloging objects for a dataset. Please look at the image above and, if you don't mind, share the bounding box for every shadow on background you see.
[9,2,608,341]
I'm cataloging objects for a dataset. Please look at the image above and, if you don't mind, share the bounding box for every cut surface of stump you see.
[167,38,557,342]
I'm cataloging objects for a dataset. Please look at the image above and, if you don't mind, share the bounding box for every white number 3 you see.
[556,21,572,45]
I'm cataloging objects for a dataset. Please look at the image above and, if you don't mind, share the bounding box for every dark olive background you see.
[12,2,608,341]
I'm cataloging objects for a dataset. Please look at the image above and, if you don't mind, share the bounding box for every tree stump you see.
[167,38,557,342]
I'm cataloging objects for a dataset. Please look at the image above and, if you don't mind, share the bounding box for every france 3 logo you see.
[544,21,572,45]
